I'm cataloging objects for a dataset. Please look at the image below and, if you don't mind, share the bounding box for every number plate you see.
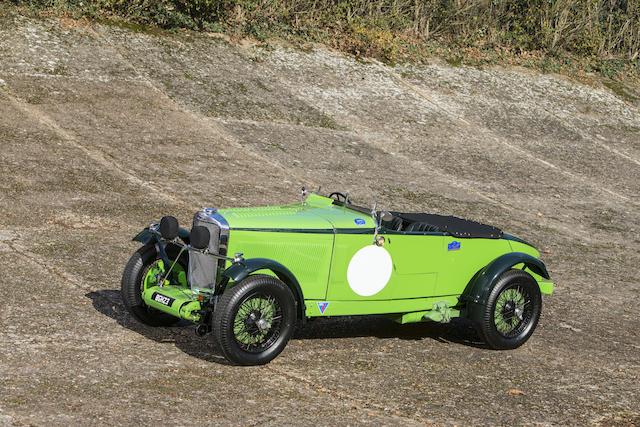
[151,292,174,307]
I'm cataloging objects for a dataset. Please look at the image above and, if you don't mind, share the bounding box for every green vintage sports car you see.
[121,191,554,365]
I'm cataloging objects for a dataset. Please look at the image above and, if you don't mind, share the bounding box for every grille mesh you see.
[188,214,220,289]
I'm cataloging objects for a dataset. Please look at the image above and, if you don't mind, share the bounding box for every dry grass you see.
[11,0,640,82]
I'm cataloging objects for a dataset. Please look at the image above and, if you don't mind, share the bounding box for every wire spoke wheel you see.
[232,293,283,353]
[473,269,542,350]
[213,274,296,365]
[141,257,186,293]
[121,243,183,327]
[141,260,165,291]
[493,285,533,338]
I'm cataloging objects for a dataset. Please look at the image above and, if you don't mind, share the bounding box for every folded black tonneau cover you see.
[394,212,503,239]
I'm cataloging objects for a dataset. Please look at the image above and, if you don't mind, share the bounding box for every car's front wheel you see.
[477,269,542,349]
[213,275,296,365]
[121,243,183,327]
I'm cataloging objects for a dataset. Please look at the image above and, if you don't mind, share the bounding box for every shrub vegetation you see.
[10,0,640,80]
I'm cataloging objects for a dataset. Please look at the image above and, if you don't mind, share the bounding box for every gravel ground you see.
[0,7,639,426]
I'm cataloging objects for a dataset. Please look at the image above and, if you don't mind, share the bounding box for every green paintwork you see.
[226,230,333,300]
[391,304,462,324]
[221,194,553,323]
[422,301,461,323]
[387,301,462,324]
[142,284,203,321]
[140,258,201,321]
[218,193,376,231]
[142,259,188,289]
[136,193,554,325]
[538,279,554,295]
[304,294,462,317]
[143,260,168,288]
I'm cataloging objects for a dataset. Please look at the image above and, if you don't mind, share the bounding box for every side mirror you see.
[159,216,179,240]
[190,225,210,250]
[380,211,394,222]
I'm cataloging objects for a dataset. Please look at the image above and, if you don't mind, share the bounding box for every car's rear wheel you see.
[477,269,542,349]
[213,275,296,365]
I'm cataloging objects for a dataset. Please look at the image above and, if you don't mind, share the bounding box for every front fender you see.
[223,258,305,320]
[131,226,190,270]
[462,252,551,306]
[132,227,190,244]
[132,228,156,244]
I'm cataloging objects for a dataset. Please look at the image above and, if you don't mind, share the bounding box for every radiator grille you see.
[189,209,225,290]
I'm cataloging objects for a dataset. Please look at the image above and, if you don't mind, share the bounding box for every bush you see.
[12,0,640,62]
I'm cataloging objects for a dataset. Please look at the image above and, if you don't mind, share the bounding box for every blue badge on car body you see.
[448,241,461,251]
[317,302,329,314]
[354,218,366,226]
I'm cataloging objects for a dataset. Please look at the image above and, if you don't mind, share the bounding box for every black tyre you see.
[477,269,542,349]
[213,275,296,365]
[121,243,182,327]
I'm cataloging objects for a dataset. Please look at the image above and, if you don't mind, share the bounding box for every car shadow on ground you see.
[86,289,488,365]
[295,315,486,348]
[86,289,231,365]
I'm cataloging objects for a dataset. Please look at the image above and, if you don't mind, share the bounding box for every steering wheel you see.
[329,192,349,204]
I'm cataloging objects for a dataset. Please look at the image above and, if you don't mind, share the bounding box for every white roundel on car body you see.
[347,245,393,297]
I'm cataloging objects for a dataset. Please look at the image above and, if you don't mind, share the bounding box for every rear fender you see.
[222,258,305,321]
[462,252,551,307]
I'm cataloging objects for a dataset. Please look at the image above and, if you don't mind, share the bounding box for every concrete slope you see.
[1,9,638,426]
